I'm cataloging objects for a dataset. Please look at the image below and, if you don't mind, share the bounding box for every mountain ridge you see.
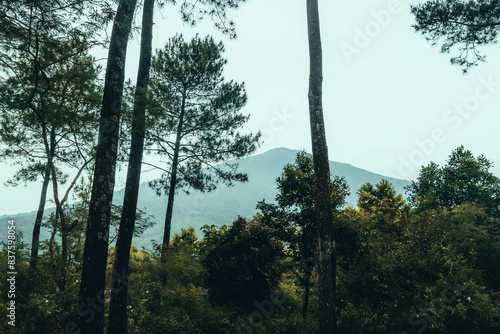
[1,147,411,249]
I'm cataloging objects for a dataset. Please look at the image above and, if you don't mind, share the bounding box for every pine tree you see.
[146,34,260,260]
[411,0,500,72]
[306,0,337,332]
[108,1,154,333]
[77,0,138,333]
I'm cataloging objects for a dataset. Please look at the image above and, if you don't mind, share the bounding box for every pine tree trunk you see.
[108,0,154,333]
[302,228,314,319]
[28,165,50,277]
[28,128,56,282]
[306,0,337,333]
[53,213,69,334]
[161,167,177,259]
[161,91,187,261]
[302,270,312,319]
[43,124,70,334]
[22,164,50,325]
[77,0,138,333]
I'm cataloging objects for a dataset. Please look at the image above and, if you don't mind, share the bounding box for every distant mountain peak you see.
[2,147,411,249]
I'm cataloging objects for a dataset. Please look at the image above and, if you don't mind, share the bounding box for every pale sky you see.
[2,0,500,215]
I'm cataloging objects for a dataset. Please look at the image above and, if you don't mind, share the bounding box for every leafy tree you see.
[0,46,101,333]
[411,0,500,72]
[305,0,337,332]
[336,175,500,333]
[397,204,500,334]
[124,228,238,334]
[146,34,260,259]
[0,0,111,73]
[0,5,109,329]
[258,151,349,318]
[0,1,105,289]
[406,145,500,213]
[358,179,407,226]
[199,218,285,310]
[337,183,432,332]
[170,226,198,251]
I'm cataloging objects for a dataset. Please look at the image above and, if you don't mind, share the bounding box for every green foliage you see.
[411,0,500,72]
[0,0,111,66]
[127,232,236,334]
[2,147,499,333]
[171,227,198,251]
[358,179,409,226]
[0,0,106,185]
[0,47,101,185]
[146,33,261,196]
[336,179,500,334]
[258,151,349,263]
[256,151,349,318]
[175,0,247,39]
[199,218,285,310]
[0,233,59,334]
[406,146,500,214]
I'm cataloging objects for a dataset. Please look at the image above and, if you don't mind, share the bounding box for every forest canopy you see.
[1,0,499,333]
[1,148,499,333]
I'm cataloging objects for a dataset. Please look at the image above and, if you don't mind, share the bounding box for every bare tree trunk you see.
[22,163,51,326]
[161,164,177,259]
[41,121,71,334]
[306,0,337,333]
[28,165,50,277]
[302,228,314,319]
[28,127,56,284]
[161,91,187,261]
[302,270,312,319]
[53,214,69,334]
[108,0,155,333]
[77,0,138,333]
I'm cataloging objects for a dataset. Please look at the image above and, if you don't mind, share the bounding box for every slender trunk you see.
[49,212,59,285]
[161,159,177,258]
[22,163,51,325]
[53,214,69,334]
[28,165,50,277]
[41,124,70,334]
[306,0,337,333]
[108,0,154,333]
[78,0,138,333]
[302,270,312,319]
[302,227,314,319]
[161,90,187,261]
[28,128,56,282]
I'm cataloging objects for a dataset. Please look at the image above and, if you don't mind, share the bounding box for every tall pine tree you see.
[108,0,154,333]
[306,0,337,332]
[77,0,138,333]
[146,34,260,260]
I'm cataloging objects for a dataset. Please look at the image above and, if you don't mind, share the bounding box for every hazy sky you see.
[2,0,500,214]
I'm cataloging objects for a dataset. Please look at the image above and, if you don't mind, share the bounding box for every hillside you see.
[1,147,411,249]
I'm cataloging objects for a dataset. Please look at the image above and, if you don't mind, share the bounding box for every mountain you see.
[1,147,411,249]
